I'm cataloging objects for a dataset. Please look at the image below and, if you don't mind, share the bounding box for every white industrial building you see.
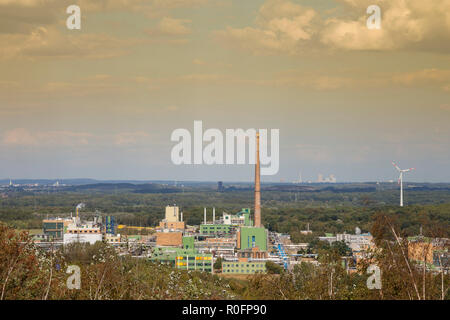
[63,217,103,245]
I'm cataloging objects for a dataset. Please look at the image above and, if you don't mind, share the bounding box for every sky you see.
[0,0,449,182]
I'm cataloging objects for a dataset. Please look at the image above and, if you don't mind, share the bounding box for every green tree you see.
[265,261,283,274]
[213,257,222,271]
[331,240,352,256]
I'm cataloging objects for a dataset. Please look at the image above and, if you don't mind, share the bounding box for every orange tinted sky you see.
[0,0,449,181]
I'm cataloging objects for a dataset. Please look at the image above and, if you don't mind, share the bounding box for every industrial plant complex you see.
[34,132,283,274]
[30,133,448,276]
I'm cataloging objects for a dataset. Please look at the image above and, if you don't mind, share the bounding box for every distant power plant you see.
[318,173,337,183]
[293,172,337,184]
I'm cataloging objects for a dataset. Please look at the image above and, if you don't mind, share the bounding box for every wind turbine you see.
[392,161,415,207]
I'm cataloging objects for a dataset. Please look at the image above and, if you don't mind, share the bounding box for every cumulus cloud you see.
[215,0,450,54]
[76,0,209,13]
[0,0,66,34]
[215,0,319,55]
[0,0,209,12]
[0,0,209,60]
[0,26,142,60]
[146,17,192,36]
[321,0,450,52]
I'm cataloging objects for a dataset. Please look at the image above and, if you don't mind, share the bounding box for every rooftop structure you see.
[165,205,180,222]
[223,208,253,226]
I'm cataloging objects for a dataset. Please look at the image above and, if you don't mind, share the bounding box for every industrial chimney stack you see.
[254,131,261,227]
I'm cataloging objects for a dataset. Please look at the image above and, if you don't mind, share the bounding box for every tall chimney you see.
[213,207,215,224]
[204,207,207,225]
[254,131,261,227]
[181,211,183,222]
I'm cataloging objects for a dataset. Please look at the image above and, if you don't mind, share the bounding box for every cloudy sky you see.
[0,0,449,182]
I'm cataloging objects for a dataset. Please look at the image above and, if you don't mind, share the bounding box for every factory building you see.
[318,231,374,252]
[63,218,103,245]
[196,237,236,258]
[408,236,450,266]
[159,220,185,230]
[105,216,116,235]
[63,229,103,245]
[182,236,195,249]
[150,247,213,273]
[105,233,121,244]
[38,204,105,245]
[318,233,337,244]
[336,232,373,251]
[199,224,232,235]
[43,218,72,239]
[237,247,268,259]
[40,212,124,246]
[156,230,183,247]
[222,260,266,274]
[176,253,213,272]
[223,208,253,226]
[156,205,185,246]
[165,205,180,222]
[237,227,268,252]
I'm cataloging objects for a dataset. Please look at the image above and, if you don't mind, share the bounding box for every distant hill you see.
[63,183,181,194]
[0,179,100,185]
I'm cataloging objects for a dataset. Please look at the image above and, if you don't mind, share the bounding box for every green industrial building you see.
[200,224,232,235]
[43,220,65,239]
[223,208,253,227]
[182,236,194,249]
[235,208,253,226]
[239,227,268,251]
[150,247,213,273]
[222,260,266,274]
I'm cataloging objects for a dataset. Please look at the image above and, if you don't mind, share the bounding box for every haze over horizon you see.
[1,176,449,184]
[1,0,449,182]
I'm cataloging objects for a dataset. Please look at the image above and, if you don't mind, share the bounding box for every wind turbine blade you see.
[392,161,401,171]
